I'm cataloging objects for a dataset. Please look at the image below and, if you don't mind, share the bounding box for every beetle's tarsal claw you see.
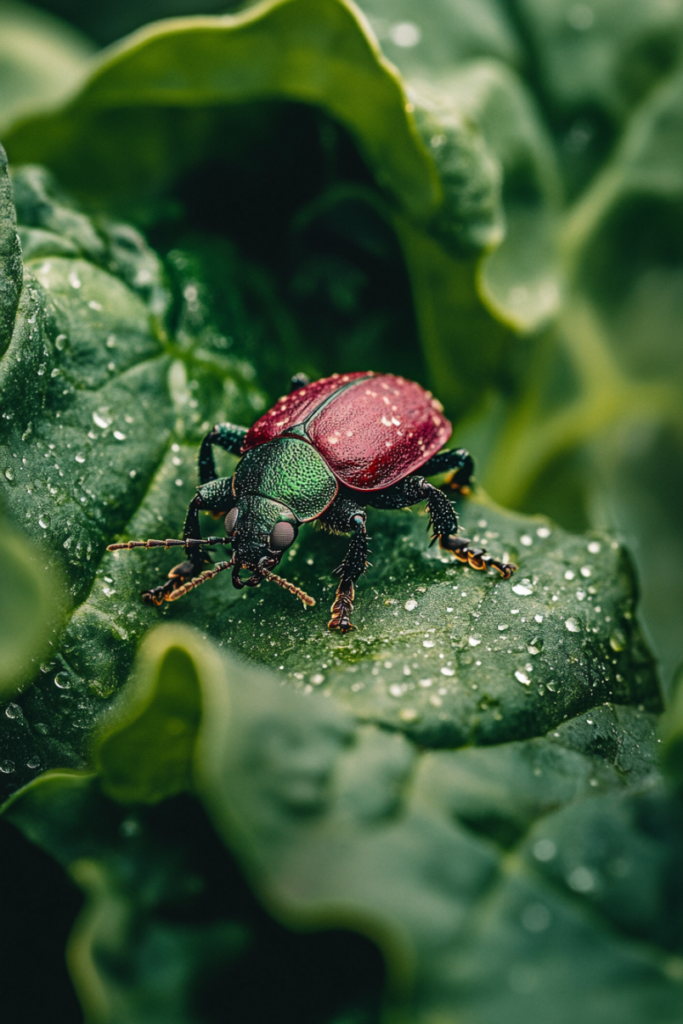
[438,534,517,578]
[328,581,355,632]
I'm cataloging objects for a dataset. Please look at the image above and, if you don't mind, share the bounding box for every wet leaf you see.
[3,772,386,1024]
[18,622,677,1023]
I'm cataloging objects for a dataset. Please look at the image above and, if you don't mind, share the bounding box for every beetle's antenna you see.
[165,559,234,602]
[260,568,316,607]
[107,537,229,552]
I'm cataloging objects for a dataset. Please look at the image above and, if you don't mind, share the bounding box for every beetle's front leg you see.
[321,498,368,632]
[142,478,234,606]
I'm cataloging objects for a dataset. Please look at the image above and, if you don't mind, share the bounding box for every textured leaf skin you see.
[0,144,22,353]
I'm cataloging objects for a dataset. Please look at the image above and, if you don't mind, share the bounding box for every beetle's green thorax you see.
[233,437,337,522]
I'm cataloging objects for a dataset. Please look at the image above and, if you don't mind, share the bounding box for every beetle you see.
[108,371,516,631]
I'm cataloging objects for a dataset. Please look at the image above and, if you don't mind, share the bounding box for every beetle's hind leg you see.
[421,447,474,494]
[423,482,516,578]
[368,476,516,579]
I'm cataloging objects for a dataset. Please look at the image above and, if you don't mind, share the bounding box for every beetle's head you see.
[225,496,299,589]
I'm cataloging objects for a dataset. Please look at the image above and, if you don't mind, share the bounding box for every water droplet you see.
[389,21,421,47]
[63,536,72,549]
[54,672,70,689]
[93,412,110,429]
[521,903,551,933]
[565,618,580,633]
[50,367,60,377]
[534,614,543,623]
[113,431,126,441]
[609,630,627,652]
[55,334,67,350]
[533,839,557,861]
[310,673,324,685]
[129,469,136,479]
[38,515,50,529]
[566,4,594,31]
[567,866,596,893]
[389,684,403,697]
[536,527,551,538]
[419,678,433,687]
[423,640,435,648]
[520,535,533,547]
[440,666,455,677]
[587,541,601,554]
[68,271,81,289]
[0,760,15,773]
[4,468,14,482]
[404,598,418,611]
[512,584,533,596]
[399,707,420,722]
[580,566,592,578]
[498,624,509,631]
[5,703,23,720]
[564,570,575,580]
[75,453,85,463]
[468,637,481,646]
[515,670,531,685]
[26,756,40,770]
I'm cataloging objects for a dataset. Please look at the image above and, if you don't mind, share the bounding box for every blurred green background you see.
[2,0,683,1021]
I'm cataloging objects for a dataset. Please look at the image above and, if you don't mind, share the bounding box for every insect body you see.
[108,372,516,631]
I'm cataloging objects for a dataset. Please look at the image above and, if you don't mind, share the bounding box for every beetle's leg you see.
[368,476,516,579]
[141,477,234,605]
[289,372,310,392]
[421,447,474,494]
[198,423,248,484]
[320,497,368,632]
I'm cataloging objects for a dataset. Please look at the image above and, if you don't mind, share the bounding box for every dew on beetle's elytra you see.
[54,672,70,689]
[0,760,15,774]
[5,703,23,720]
[38,515,50,529]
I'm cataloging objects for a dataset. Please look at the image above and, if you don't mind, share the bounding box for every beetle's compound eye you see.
[269,521,296,551]
[225,507,239,534]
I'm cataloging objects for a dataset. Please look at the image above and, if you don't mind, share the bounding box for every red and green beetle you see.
[108,372,516,631]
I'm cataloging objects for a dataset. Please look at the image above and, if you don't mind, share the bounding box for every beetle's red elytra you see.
[107,372,517,632]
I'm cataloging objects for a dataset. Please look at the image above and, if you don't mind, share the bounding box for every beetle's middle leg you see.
[320,497,368,632]
[198,423,248,484]
[369,476,516,579]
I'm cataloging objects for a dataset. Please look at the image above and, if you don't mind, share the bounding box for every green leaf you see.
[2,0,516,417]
[513,0,683,126]
[0,516,63,702]
[0,143,22,352]
[71,624,681,1022]
[0,0,95,136]
[3,772,386,1024]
